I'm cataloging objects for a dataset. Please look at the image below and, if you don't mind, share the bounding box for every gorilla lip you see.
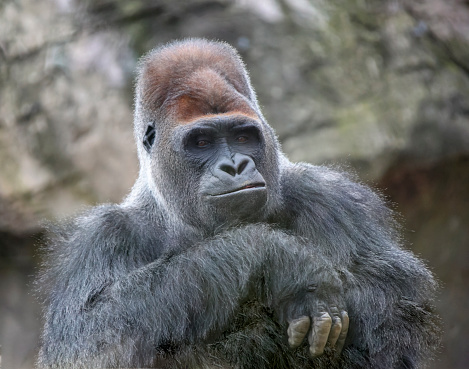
[211,182,266,197]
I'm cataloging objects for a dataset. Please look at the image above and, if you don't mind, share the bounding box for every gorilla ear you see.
[143,122,156,153]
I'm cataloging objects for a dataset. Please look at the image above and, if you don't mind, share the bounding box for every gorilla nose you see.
[217,154,253,177]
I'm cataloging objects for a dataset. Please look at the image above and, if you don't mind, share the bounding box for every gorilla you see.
[37,39,439,369]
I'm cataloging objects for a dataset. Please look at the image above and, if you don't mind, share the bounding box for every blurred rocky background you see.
[1,0,468,368]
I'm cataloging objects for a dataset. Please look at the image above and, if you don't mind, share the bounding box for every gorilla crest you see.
[38,39,440,369]
[138,40,258,120]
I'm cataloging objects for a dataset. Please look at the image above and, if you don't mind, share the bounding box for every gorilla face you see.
[181,114,269,223]
[145,113,272,229]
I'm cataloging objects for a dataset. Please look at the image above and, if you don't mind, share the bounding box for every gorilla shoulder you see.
[276,163,395,255]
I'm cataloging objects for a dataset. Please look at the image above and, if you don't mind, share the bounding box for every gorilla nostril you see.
[219,158,250,176]
[237,159,249,174]
[219,164,237,177]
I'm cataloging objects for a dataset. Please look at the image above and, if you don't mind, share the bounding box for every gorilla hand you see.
[266,248,348,358]
[288,306,349,357]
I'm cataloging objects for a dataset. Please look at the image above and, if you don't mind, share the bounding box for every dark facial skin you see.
[181,115,268,222]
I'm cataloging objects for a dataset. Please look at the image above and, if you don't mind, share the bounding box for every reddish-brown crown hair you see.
[137,39,259,124]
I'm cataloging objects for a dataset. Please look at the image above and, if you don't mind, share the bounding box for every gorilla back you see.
[38,39,439,369]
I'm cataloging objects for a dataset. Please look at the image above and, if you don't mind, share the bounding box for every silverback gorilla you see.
[38,39,439,369]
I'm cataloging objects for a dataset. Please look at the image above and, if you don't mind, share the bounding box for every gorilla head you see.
[133,39,282,229]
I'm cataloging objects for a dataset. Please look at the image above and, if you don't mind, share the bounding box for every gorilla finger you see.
[287,316,311,348]
[327,312,342,346]
[335,311,350,356]
[308,312,332,358]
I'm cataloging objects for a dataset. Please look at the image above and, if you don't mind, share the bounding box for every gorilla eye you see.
[236,136,249,143]
[196,139,210,148]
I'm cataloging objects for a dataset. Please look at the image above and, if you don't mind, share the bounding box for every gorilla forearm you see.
[40,223,260,367]
[339,247,439,368]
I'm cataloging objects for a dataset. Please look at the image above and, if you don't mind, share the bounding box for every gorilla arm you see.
[277,162,440,368]
[38,205,347,368]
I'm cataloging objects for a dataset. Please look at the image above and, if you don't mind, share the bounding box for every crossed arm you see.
[39,215,347,368]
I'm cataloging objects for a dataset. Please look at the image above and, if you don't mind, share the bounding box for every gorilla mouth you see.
[212,182,266,197]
